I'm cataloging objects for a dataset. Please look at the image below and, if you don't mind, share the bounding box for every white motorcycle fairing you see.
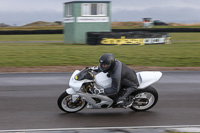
[66,88,76,95]
[78,93,113,108]
[66,70,162,109]
[136,71,162,89]
[94,71,162,89]
[67,70,113,108]
[68,70,92,91]
[95,72,112,88]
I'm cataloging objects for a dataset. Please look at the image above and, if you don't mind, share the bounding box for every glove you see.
[89,66,100,72]
[94,88,105,95]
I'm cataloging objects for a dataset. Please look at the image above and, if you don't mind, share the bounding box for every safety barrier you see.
[112,28,200,32]
[0,30,63,35]
[87,32,171,45]
[0,28,200,35]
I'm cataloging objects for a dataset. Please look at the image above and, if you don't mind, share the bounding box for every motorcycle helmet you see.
[99,53,115,73]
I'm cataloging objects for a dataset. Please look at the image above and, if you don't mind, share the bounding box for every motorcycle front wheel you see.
[130,86,158,111]
[57,92,87,113]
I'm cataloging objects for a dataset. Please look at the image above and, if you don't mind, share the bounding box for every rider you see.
[95,53,139,107]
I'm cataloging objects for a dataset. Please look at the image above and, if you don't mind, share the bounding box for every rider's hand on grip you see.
[89,66,99,72]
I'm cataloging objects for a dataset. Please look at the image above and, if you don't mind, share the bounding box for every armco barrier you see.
[0,30,63,35]
[0,28,200,35]
[87,32,171,45]
[112,28,200,32]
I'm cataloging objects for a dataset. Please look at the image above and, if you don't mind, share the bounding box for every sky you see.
[1,0,200,26]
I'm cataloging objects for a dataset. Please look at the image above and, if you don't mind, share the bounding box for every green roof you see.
[65,1,110,4]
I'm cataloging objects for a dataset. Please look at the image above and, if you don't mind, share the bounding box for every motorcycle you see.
[57,67,162,113]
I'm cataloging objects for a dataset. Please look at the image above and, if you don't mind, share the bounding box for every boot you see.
[117,87,136,108]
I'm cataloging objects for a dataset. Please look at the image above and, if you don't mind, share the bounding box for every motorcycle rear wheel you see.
[57,92,87,113]
[130,86,158,111]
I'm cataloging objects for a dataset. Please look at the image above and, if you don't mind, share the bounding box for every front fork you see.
[66,88,80,102]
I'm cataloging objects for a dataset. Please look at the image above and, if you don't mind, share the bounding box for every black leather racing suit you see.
[103,60,139,102]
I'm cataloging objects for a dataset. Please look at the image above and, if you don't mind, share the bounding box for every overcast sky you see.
[1,0,200,26]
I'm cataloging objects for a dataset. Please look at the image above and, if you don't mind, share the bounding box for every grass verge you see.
[0,33,199,67]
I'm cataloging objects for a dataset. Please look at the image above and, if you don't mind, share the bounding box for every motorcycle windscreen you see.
[75,68,94,81]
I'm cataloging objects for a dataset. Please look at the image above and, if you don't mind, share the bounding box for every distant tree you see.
[54,21,62,25]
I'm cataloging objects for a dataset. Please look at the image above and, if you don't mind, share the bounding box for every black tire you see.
[130,86,158,111]
[57,92,87,113]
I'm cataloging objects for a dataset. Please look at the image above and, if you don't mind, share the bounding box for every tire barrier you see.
[0,29,63,35]
[87,32,171,45]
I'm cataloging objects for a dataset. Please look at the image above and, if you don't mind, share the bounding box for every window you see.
[98,3,106,15]
[66,4,72,16]
[82,3,107,16]
[91,4,97,15]
[82,3,90,16]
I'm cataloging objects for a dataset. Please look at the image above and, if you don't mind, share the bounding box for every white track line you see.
[1,125,200,132]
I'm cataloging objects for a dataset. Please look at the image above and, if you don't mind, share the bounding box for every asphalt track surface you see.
[0,71,200,131]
